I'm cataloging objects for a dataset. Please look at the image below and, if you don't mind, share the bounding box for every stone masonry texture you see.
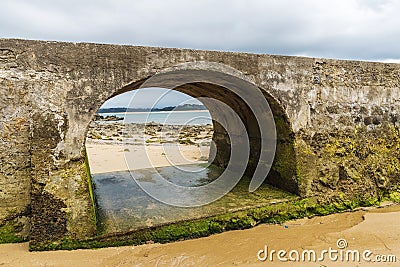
[0,39,399,248]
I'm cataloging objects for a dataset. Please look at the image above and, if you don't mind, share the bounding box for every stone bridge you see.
[1,39,400,249]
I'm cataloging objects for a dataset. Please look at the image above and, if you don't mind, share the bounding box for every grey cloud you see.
[1,0,400,61]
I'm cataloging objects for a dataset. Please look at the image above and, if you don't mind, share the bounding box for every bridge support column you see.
[28,111,96,250]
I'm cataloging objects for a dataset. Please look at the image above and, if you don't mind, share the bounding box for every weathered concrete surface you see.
[0,39,399,249]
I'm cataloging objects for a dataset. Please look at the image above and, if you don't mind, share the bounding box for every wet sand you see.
[86,142,210,174]
[1,205,399,266]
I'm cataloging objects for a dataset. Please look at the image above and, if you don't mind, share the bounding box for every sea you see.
[98,110,212,125]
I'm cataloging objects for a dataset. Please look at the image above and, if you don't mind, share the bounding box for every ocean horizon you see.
[98,110,212,125]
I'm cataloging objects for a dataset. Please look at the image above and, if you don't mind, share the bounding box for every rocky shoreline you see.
[94,114,124,121]
[86,121,214,146]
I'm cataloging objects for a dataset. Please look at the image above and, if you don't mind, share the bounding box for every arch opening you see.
[84,69,298,235]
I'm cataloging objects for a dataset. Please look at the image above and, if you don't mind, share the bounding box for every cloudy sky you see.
[2,0,400,108]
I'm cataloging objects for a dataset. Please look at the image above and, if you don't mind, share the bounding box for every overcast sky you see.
[2,0,400,108]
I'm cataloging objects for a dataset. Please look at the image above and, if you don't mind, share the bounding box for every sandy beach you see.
[86,142,211,174]
[85,121,213,173]
[0,204,399,266]
[1,120,399,266]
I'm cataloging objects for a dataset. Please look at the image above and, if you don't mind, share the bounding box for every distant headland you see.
[98,104,207,113]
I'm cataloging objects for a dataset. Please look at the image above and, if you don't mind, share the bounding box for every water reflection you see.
[93,164,296,234]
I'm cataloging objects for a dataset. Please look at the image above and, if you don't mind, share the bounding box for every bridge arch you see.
[81,62,298,195]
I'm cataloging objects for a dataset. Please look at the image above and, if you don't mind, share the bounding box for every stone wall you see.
[0,50,31,238]
[0,39,399,248]
[295,61,400,200]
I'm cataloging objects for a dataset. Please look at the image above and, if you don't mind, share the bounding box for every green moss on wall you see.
[294,138,318,196]
[267,115,298,193]
[0,220,26,243]
[84,149,97,228]
[29,191,388,251]
[294,123,400,201]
